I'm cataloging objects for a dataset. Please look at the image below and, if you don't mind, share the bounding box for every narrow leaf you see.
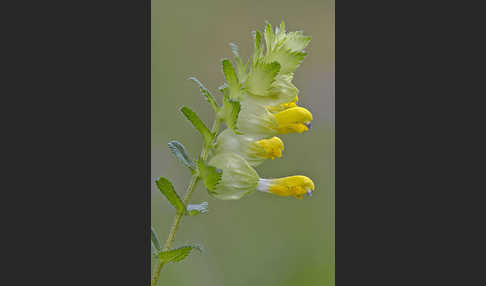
[229,43,248,82]
[223,94,242,134]
[264,21,274,53]
[151,226,161,252]
[222,59,239,88]
[151,241,160,257]
[180,106,213,146]
[159,245,202,263]
[252,30,263,65]
[222,59,241,100]
[155,177,185,214]
[186,202,208,216]
[197,159,222,192]
[189,77,220,112]
[168,140,196,171]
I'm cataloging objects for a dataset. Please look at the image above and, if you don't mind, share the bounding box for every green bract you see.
[236,101,278,136]
[207,152,259,200]
[214,129,264,166]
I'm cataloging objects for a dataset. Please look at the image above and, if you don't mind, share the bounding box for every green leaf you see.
[221,59,241,100]
[229,43,248,82]
[168,140,196,172]
[244,61,280,96]
[267,48,307,74]
[222,59,238,88]
[151,226,162,252]
[282,31,311,52]
[197,159,222,192]
[189,77,220,112]
[151,241,159,257]
[264,21,274,54]
[222,94,242,134]
[155,177,185,214]
[159,245,202,263]
[180,106,213,146]
[252,30,263,65]
[186,201,208,216]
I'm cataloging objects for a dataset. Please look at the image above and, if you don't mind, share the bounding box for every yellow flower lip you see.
[273,107,313,134]
[254,136,284,159]
[266,96,299,113]
[258,175,315,199]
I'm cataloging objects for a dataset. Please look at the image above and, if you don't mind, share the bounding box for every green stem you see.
[151,118,222,286]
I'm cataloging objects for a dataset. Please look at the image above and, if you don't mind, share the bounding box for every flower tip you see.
[274,107,313,134]
[258,175,315,198]
[255,136,284,159]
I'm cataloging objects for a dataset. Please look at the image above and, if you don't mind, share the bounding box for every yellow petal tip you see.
[255,136,284,159]
[267,175,315,198]
[274,107,313,134]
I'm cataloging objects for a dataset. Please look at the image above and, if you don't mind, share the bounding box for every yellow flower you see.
[273,106,313,134]
[253,136,284,159]
[215,129,284,166]
[208,153,315,200]
[257,175,315,199]
[237,102,312,136]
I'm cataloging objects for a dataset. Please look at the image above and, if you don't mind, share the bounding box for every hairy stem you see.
[151,118,222,286]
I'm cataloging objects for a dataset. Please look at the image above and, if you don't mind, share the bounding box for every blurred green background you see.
[152,0,334,285]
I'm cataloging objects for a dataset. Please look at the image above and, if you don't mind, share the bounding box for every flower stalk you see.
[151,118,221,286]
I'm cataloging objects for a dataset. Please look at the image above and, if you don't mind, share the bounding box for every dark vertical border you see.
[146,0,151,284]
[336,1,483,285]
[5,0,151,284]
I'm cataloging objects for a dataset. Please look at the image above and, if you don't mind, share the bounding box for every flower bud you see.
[208,152,259,200]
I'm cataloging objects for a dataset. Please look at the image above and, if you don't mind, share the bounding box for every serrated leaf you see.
[180,106,213,146]
[222,59,240,100]
[244,61,280,96]
[159,245,202,263]
[282,31,311,52]
[229,43,248,82]
[222,59,239,88]
[168,140,196,172]
[268,49,307,74]
[223,94,242,134]
[197,159,222,192]
[252,30,264,65]
[189,77,220,112]
[264,21,274,54]
[155,177,185,214]
[186,201,208,216]
[151,226,162,252]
